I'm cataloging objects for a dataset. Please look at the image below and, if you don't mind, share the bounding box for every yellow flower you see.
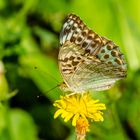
[53,93,106,126]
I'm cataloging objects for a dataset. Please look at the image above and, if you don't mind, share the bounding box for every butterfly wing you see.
[59,14,127,92]
[69,58,126,92]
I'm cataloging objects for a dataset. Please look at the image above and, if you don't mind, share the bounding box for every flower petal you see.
[64,113,73,122]
[72,113,79,126]
[54,109,63,119]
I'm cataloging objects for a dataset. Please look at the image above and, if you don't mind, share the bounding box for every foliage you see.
[0,0,140,140]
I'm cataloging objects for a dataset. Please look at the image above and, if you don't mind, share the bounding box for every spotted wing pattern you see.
[58,14,127,93]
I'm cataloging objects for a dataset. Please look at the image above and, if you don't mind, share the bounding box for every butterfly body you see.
[58,14,127,93]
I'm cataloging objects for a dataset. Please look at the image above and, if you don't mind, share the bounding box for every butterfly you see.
[58,14,127,94]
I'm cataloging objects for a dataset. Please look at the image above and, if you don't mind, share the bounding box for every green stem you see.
[76,134,86,140]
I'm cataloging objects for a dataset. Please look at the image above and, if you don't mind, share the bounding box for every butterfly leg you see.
[66,91,88,97]
[66,92,77,97]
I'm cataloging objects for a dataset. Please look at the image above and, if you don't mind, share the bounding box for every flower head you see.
[53,93,106,126]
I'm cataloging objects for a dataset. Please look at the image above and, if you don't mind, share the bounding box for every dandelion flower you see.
[53,93,106,139]
[54,93,106,124]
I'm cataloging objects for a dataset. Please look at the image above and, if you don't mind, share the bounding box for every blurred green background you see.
[0,0,140,140]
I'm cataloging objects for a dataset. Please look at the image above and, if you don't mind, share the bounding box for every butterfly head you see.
[59,82,71,92]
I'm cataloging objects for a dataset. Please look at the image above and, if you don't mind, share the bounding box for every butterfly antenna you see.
[37,84,61,99]
[34,66,59,83]
[45,84,60,94]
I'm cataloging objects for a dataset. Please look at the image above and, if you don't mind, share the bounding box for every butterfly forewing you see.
[59,14,127,93]
[60,14,102,54]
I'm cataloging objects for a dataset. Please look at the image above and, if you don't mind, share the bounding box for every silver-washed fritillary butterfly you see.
[58,14,127,93]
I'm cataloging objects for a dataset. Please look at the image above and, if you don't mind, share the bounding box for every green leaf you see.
[9,109,38,140]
